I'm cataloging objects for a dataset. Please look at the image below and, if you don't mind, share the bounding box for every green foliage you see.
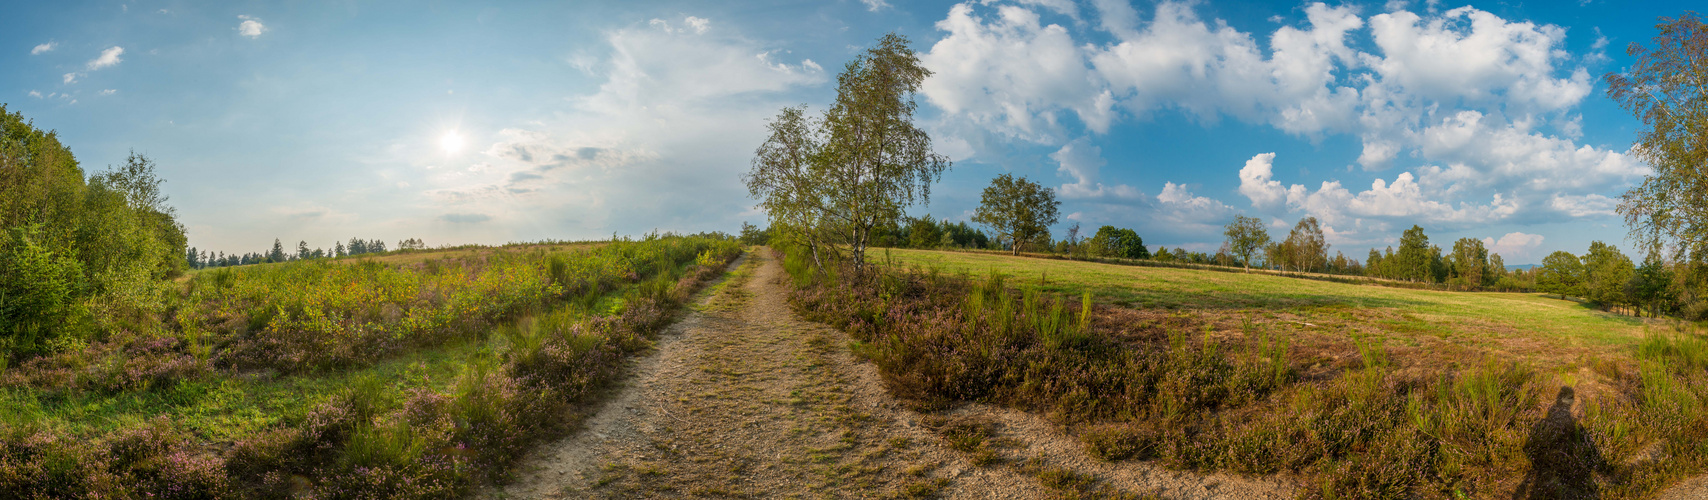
[1537,250,1586,299]
[1223,215,1270,269]
[1581,241,1635,309]
[1,107,187,359]
[1087,225,1148,259]
[0,225,88,355]
[1607,13,1708,257]
[743,33,950,275]
[972,173,1059,255]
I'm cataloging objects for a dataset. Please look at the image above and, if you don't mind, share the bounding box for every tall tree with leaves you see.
[972,174,1059,255]
[744,33,949,275]
[1609,13,1708,257]
[1280,216,1328,272]
[1449,237,1491,287]
[1537,251,1586,299]
[1223,215,1270,270]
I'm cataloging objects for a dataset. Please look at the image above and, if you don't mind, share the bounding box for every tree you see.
[1449,237,1491,288]
[1583,241,1636,310]
[972,173,1059,255]
[296,240,311,260]
[1087,225,1148,259]
[1609,13,1708,256]
[334,241,346,257]
[1537,251,1586,299]
[1280,216,1327,272]
[744,33,950,275]
[269,238,287,263]
[1394,225,1434,282]
[907,215,943,249]
[1628,250,1675,317]
[1223,215,1270,270]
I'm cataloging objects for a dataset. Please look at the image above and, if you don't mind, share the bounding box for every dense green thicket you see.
[1,106,187,358]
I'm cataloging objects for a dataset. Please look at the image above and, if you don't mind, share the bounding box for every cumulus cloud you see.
[1483,232,1544,260]
[920,3,1113,142]
[31,42,55,55]
[921,1,1632,230]
[1155,181,1236,226]
[1052,137,1139,201]
[99,89,116,96]
[86,46,123,70]
[238,15,267,38]
[862,0,891,12]
[62,73,77,84]
[28,90,42,98]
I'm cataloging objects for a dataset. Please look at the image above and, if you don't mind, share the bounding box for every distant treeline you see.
[185,237,427,269]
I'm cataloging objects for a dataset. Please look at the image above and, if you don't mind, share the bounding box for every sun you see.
[439,130,465,154]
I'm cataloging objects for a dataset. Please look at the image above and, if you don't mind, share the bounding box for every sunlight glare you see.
[440,130,465,154]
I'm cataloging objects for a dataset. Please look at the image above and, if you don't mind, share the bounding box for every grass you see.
[783,245,1708,499]
[0,235,744,498]
[884,248,1647,358]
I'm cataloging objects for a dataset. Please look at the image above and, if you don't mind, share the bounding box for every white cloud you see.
[683,16,710,34]
[99,89,116,96]
[921,1,1631,230]
[920,3,1112,142]
[862,0,891,12]
[1482,232,1544,259]
[31,42,55,55]
[1364,7,1590,111]
[1237,152,1288,209]
[62,73,77,84]
[1156,181,1235,223]
[1052,137,1140,201]
[424,15,825,237]
[86,46,123,70]
[238,15,267,38]
[1548,193,1617,217]
[28,90,42,98]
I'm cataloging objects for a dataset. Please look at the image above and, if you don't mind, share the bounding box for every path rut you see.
[483,250,1294,499]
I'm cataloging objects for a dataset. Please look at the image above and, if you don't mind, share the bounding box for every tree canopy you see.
[1223,215,1270,270]
[972,173,1059,255]
[1609,13,1708,257]
[744,33,949,274]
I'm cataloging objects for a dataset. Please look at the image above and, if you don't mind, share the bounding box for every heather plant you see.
[0,235,743,497]
[783,248,1708,498]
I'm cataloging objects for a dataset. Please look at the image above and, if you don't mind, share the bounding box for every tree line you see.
[184,237,427,269]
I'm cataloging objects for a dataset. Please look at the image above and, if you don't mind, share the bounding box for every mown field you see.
[788,246,1707,499]
[0,235,742,498]
[879,248,1649,364]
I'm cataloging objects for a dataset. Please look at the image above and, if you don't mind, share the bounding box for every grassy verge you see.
[0,235,742,498]
[784,246,1707,499]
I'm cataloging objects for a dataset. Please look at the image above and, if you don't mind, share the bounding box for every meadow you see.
[788,246,1707,499]
[0,234,742,498]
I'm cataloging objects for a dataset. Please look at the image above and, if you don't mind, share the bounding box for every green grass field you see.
[880,248,1650,363]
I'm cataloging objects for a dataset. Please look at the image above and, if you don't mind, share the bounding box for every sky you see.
[2,0,1690,264]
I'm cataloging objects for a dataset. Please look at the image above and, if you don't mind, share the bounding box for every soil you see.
[480,250,1296,499]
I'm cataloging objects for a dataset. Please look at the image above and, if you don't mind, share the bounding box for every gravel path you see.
[482,250,1294,499]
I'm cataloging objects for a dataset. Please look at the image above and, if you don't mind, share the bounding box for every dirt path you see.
[483,251,1294,499]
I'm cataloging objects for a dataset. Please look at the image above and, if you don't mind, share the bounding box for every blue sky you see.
[2,0,1687,263]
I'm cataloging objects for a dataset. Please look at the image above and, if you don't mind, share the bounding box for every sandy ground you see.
[481,251,1295,499]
